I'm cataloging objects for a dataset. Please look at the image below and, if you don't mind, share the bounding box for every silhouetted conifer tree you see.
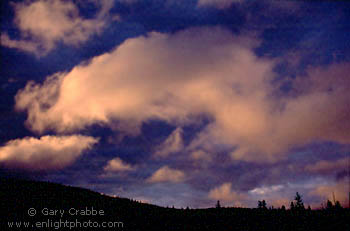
[216,200,221,209]
[290,201,295,210]
[258,200,267,209]
[325,200,343,210]
[294,192,305,210]
[326,200,333,210]
[334,200,342,209]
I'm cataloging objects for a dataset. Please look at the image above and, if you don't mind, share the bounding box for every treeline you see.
[253,192,345,211]
[1,179,349,231]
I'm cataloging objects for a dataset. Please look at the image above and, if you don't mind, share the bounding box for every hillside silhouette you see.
[1,178,349,231]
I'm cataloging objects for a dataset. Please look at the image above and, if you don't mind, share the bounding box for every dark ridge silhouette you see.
[1,178,349,231]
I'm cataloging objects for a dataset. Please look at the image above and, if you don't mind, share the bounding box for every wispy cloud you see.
[153,127,184,158]
[305,157,348,174]
[0,33,38,54]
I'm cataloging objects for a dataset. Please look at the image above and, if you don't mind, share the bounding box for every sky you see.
[0,0,350,209]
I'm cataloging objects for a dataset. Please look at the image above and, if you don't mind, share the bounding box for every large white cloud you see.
[1,0,115,56]
[0,135,98,170]
[15,26,350,163]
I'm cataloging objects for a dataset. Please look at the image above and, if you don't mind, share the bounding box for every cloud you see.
[118,0,137,3]
[208,183,247,206]
[305,157,348,174]
[147,166,185,183]
[197,0,299,11]
[309,179,348,207]
[15,26,261,134]
[248,184,290,208]
[249,184,284,196]
[1,0,115,56]
[191,62,350,163]
[269,198,290,208]
[0,135,98,170]
[104,157,135,172]
[197,0,243,9]
[190,149,212,162]
[15,26,350,163]
[0,33,38,53]
[153,128,184,158]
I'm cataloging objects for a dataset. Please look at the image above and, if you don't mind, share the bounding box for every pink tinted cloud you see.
[104,157,135,172]
[208,183,248,207]
[309,179,349,207]
[153,128,184,158]
[1,0,115,55]
[0,135,98,170]
[15,26,350,163]
[147,166,185,183]
[305,157,348,174]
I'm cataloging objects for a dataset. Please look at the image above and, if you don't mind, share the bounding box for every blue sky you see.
[1,0,350,208]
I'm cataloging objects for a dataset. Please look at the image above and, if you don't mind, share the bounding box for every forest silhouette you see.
[1,178,349,230]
